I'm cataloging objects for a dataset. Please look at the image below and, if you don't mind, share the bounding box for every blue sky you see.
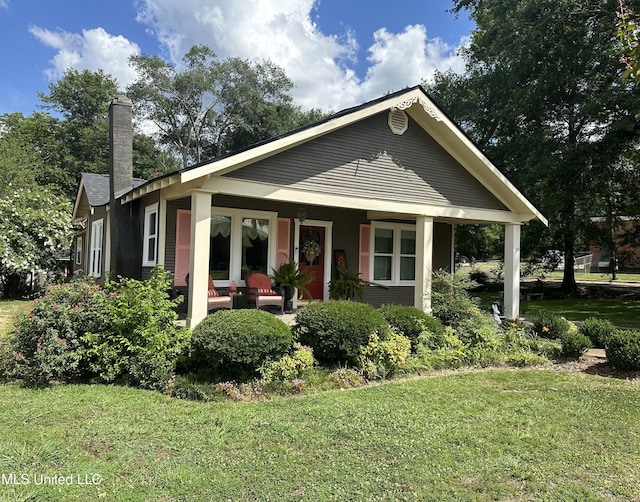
[0,0,474,116]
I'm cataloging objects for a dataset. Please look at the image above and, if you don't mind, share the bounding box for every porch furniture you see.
[246,271,285,313]
[207,276,233,311]
[186,274,232,311]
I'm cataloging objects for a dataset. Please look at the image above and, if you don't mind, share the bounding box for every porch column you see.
[414,216,434,313]
[186,191,212,328]
[504,222,521,320]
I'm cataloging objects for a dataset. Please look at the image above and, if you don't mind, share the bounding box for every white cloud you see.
[29,26,140,89]
[30,1,466,113]
[0,1,9,9]
[135,0,466,112]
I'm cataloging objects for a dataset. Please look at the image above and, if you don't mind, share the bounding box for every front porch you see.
[165,194,523,328]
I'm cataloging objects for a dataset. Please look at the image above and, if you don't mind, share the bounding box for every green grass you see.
[0,371,639,501]
[476,292,640,329]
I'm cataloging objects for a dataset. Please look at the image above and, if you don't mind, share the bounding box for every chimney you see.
[108,96,135,278]
[109,96,134,199]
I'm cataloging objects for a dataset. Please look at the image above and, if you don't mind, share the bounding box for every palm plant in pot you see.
[270,262,314,312]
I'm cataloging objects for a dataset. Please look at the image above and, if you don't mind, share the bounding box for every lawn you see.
[475,292,640,329]
[0,371,638,501]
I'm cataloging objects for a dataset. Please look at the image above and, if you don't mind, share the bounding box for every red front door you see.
[299,225,325,300]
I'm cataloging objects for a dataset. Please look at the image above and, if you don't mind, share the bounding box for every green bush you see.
[327,368,367,388]
[379,304,445,350]
[260,343,315,382]
[532,313,571,340]
[191,309,292,380]
[606,329,640,370]
[293,301,392,364]
[580,317,615,349]
[559,326,591,359]
[358,332,411,379]
[431,270,482,328]
[456,315,501,349]
[6,277,109,386]
[84,267,189,390]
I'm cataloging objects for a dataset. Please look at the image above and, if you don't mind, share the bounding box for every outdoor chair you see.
[245,271,284,314]
[186,274,232,311]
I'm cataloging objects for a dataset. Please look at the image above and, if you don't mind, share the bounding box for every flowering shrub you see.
[6,268,188,390]
[6,277,108,386]
[532,314,572,340]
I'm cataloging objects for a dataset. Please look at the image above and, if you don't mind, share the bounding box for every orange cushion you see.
[208,289,219,297]
[257,288,279,296]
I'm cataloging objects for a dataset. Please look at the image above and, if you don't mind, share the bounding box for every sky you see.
[0,0,474,117]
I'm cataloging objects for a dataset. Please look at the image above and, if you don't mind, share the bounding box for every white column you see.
[504,223,521,320]
[414,216,434,313]
[186,191,212,328]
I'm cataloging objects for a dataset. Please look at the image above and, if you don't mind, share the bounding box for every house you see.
[72,87,547,328]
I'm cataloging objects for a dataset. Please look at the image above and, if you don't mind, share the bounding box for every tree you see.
[128,45,325,167]
[427,0,640,292]
[0,186,72,295]
[618,0,640,83]
[36,69,178,197]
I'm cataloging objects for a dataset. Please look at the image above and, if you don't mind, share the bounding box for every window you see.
[210,208,276,284]
[143,203,159,266]
[76,236,83,266]
[372,223,416,285]
[90,219,103,277]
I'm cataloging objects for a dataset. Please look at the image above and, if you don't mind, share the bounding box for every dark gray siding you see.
[165,195,456,309]
[225,113,507,211]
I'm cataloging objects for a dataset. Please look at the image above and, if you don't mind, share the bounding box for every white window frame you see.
[76,236,83,266]
[370,221,416,286]
[142,203,159,267]
[210,207,278,286]
[90,219,103,277]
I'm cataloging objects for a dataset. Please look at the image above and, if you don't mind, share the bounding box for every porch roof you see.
[123,86,547,226]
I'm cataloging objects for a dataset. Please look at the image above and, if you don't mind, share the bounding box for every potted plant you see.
[270,262,314,311]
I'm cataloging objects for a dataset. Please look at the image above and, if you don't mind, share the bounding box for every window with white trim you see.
[371,222,416,285]
[142,203,159,266]
[90,219,103,277]
[210,208,277,285]
[76,236,83,266]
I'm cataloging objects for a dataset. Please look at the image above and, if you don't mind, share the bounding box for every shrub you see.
[379,304,445,350]
[559,326,591,359]
[532,313,571,340]
[358,332,411,379]
[456,314,501,349]
[84,267,189,390]
[293,301,392,364]
[191,309,292,381]
[260,343,315,382]
[431,270,482,327]
[6,277,109,386]
[606,329,640,370]
[327,368,367,389]
[579,317,615,349]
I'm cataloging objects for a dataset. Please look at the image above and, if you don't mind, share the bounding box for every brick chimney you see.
[108,96,136,278]
[109,95,134,199]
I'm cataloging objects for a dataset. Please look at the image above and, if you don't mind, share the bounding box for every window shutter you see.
[359,224,371,282]
[276,217,291,268]
[175,209,191,286]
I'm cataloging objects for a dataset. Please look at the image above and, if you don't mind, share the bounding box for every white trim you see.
[414,216,434,312]
[293,219,333,307]
[142,202,159,267]
[370,221,417,286]
[205,177,532,224]
[210,207,278,287]
[89,218,103,277]
[504,223,521,320]
[75,236,83,266]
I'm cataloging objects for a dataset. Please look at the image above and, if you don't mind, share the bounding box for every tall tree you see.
[128,45,325,167]
[427,0,640,291]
